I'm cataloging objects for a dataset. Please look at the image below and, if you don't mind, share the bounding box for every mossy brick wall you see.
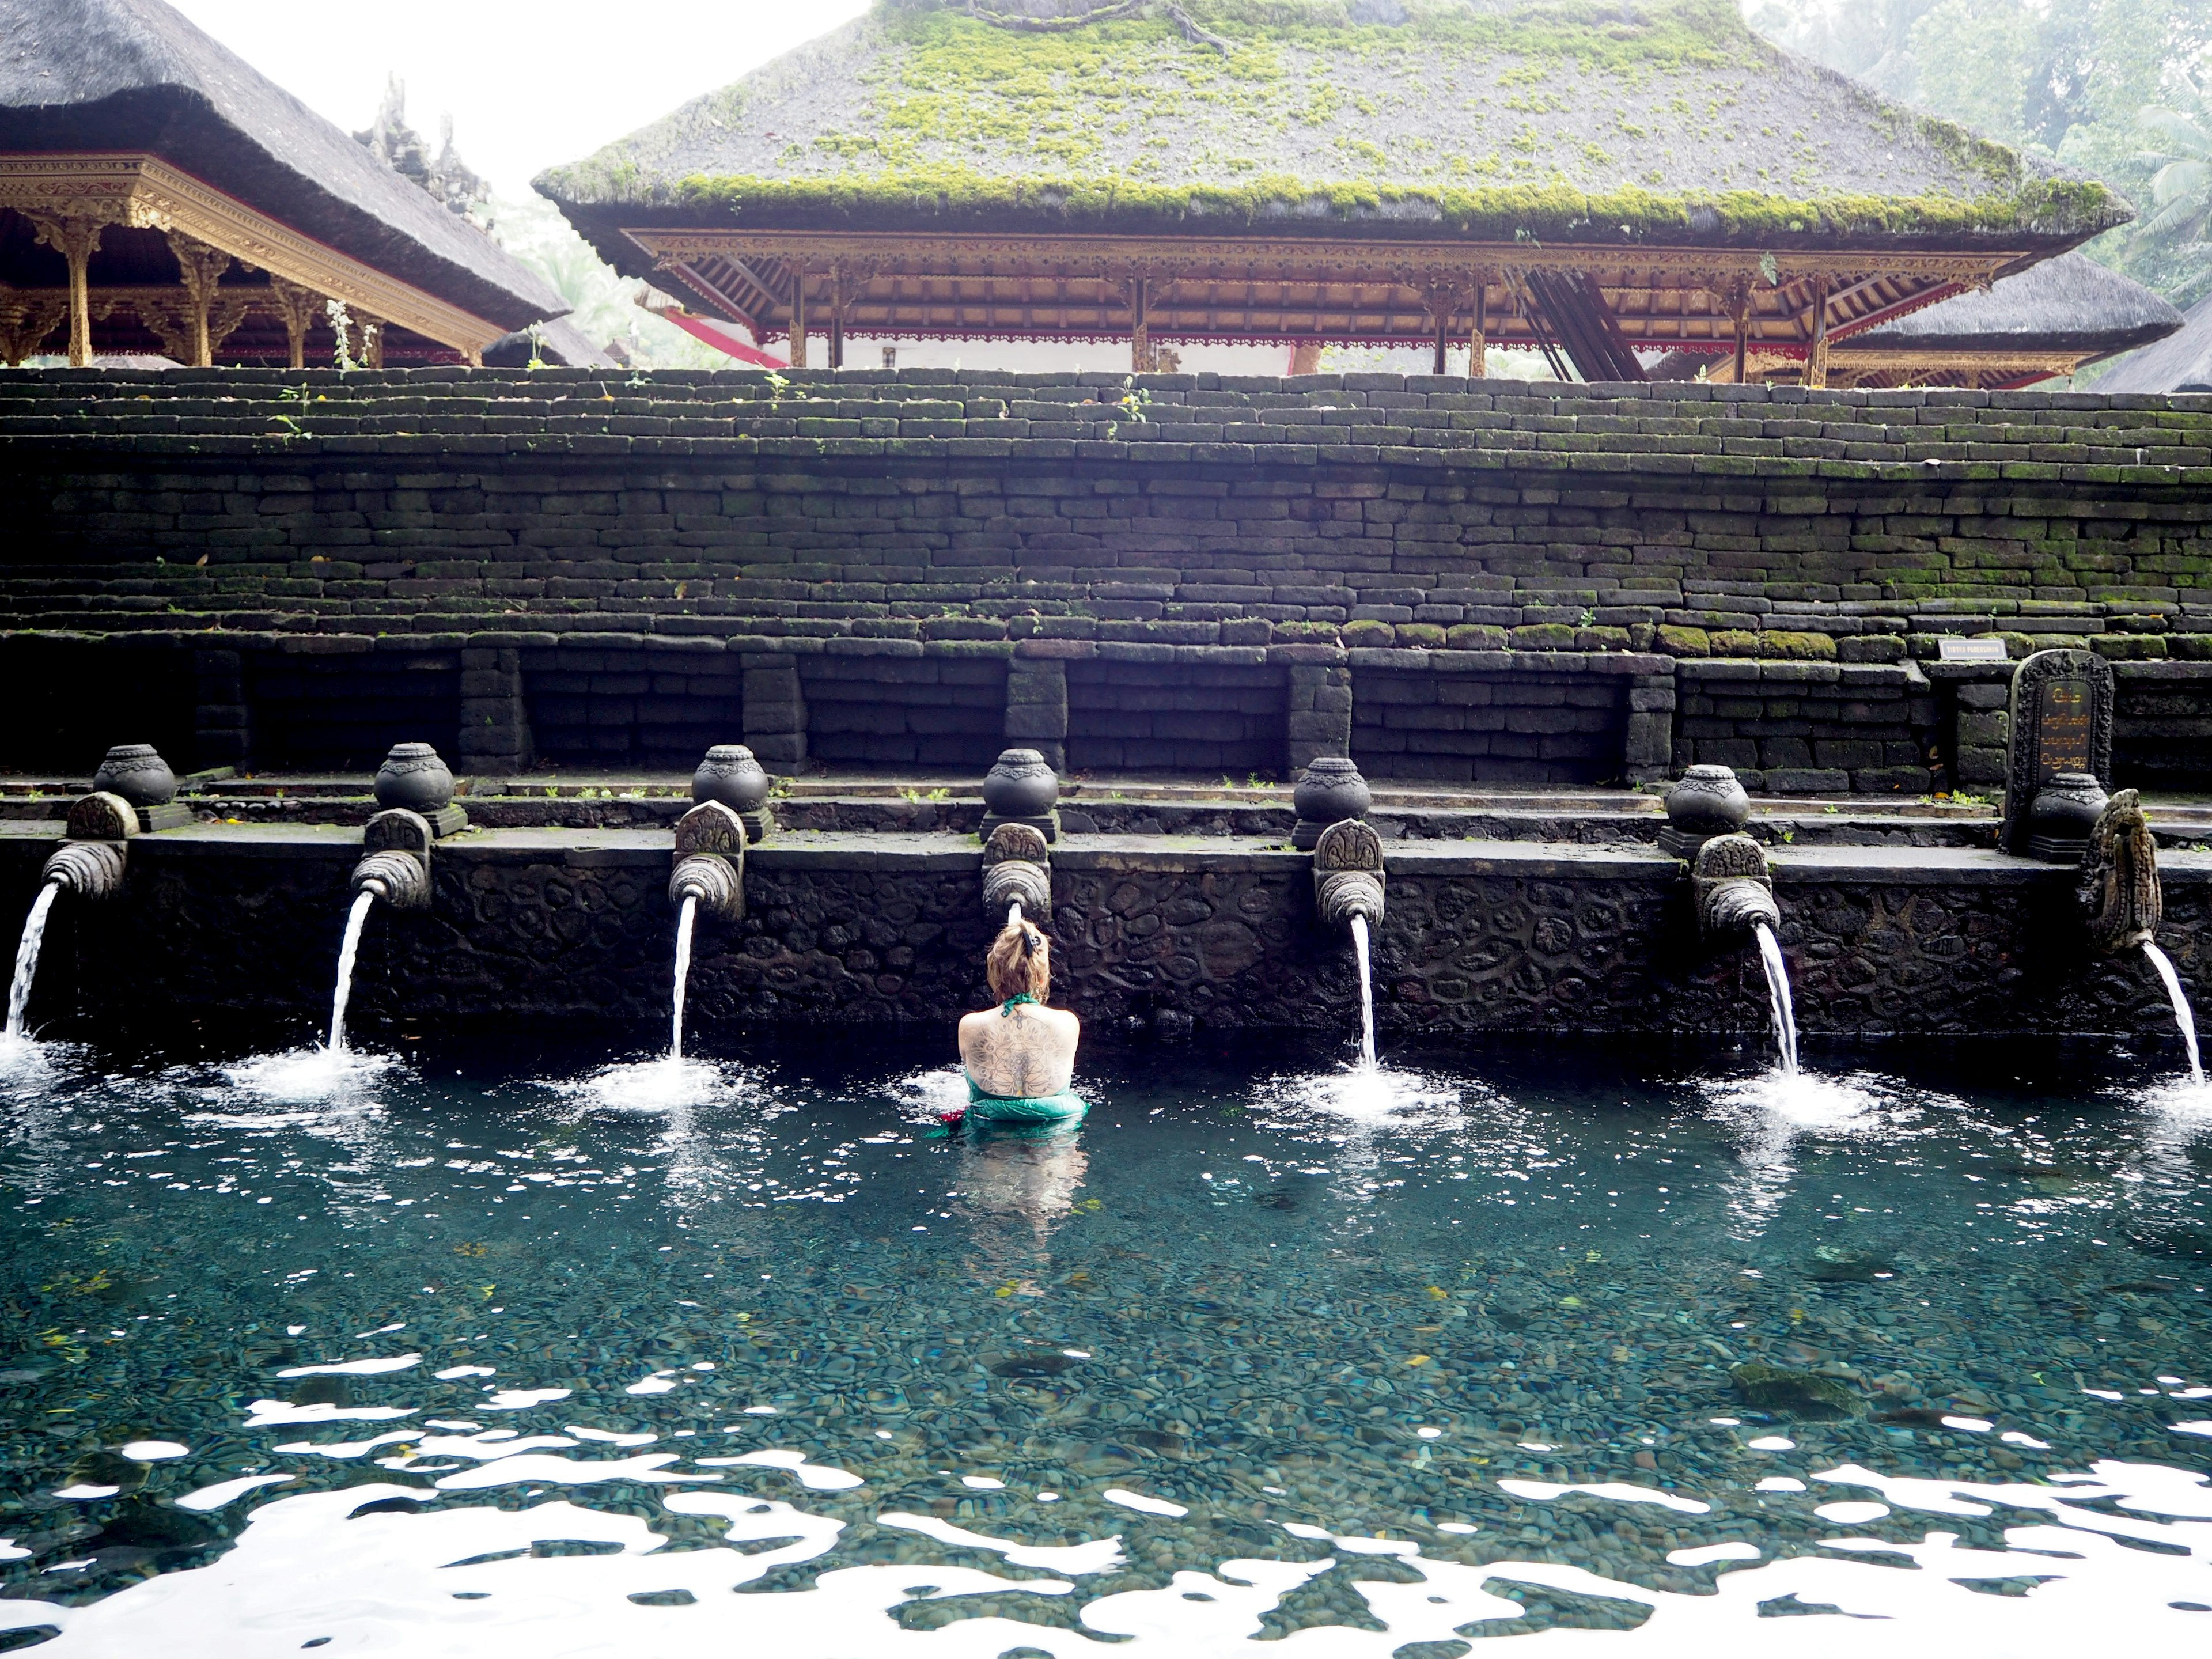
[9,366,2212,785]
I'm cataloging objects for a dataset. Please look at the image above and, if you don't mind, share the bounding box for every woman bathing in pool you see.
[957,920,1085,1123]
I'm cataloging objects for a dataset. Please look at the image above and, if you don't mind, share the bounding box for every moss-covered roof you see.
[538,0,2128,257]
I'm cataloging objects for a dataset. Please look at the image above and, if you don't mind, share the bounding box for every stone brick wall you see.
[521,638,740,769]
[1672,660,1939,794]
[9,366,2212,789]
[1352,664,1631,783]
[1065,655,1285,774]
[796,649,1007,769]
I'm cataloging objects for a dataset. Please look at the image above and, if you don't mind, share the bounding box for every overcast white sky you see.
[168,0,873,195]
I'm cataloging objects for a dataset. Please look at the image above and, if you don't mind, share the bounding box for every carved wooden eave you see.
[0,154,509,359]
[1702,342,2095,391]
[626,226,2022,361]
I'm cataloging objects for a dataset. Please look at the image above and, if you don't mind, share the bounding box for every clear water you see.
[1350,914,1377,1071]
[2144,942,2205,1090]
[0,1027,2209,1656]
[325,891,377,1054]
[5,882,59,1041]
[1753,922,1800,1078]
[671,896,699,1062]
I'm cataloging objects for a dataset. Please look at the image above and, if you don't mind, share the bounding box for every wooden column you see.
[1729,279,1752,385]
[826,262,845,370]
[1128,273,1151,373]
[1289,340,1323,375]
[1469,282,1487,379]
[166,232,233,368]
[1805,275,1831,391]
[787,264,808,369]
[33,217,105,366]
[270,279,320,370]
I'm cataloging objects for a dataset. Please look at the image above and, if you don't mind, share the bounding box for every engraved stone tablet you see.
[2001,648,2115,855]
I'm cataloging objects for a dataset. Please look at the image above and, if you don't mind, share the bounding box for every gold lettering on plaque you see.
[2038,679,2092,779]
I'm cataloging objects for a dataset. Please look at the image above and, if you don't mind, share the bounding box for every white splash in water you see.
[1751,921,1798,1075]
[1349,911,1377,1070]
[5,879,60,1040]
[327,889,377,1053]
[8,1454,2209,1653]
[2141,940,2203,1088]
[671,894,699,1061]
[552,1055,755,1115]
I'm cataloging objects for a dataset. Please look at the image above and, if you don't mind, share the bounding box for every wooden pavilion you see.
[537,0,2129,384]
[1657,251,2183,389]
[0,0,563,367]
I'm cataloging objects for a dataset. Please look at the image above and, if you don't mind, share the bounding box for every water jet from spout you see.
[1006,899,1023,932]
[1350,911,1377,1071]
[327,889,377,1053]
[6,880,60,1040]
[2142,940,2203,1089]
[671,894,699,1061]
[1752,921,1798,1077]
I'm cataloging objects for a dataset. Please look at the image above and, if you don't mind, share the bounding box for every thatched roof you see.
[539,0,2127,263]
[480,317,619,369]
[0,0,563,331]
[1848,252,2180,357]
[2094,289,2212,393]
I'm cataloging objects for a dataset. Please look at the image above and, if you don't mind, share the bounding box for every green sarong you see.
[965,1074,1088,1124]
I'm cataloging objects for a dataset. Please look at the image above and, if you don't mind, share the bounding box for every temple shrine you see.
[0,0,563,367]
[537,0,2129,383]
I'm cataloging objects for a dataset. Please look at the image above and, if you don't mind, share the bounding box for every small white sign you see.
[1937,636,2009,663]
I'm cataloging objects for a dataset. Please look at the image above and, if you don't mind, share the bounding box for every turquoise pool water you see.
[0,1027,2207,1654]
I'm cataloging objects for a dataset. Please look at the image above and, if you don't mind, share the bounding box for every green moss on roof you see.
[536,0,2128,248]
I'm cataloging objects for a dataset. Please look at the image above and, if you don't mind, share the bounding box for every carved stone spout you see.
[352,808,433,911]
[41,840,125,900]
[1313,817,1385,929]
[1694,833,1780,942]
[42,790,136,897]
[671,801,747,922]
[2078,787,2160,953]
[982,821,1050,923]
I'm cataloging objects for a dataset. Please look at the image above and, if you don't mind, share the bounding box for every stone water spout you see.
[666,800,748,1060]
[671,800,748,922]
[1693,833,1797,1075]
[1313,818,1386,1069]
[1692,834,1780,943]
[2080,787,2160,955]
[1312,817,1386,931]
[983,822,1051,928]
[2078,788,2203,1086]
[8,790,137,1040]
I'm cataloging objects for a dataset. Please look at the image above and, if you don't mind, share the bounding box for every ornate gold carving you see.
[0,286,67,365]
[0,155,507,357]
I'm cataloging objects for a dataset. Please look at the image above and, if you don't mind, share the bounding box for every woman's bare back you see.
[960,1004,1080,1099]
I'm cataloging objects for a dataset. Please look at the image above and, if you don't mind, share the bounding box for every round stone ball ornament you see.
[373,743,456,813]
[92,744,177,807]
[692,744,771,815]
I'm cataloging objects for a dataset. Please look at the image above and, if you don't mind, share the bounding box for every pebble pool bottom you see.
[0,1026,2207,1656]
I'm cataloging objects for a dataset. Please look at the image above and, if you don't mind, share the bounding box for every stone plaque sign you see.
[2001,647,2115,854]
[1938,636,2009,663]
